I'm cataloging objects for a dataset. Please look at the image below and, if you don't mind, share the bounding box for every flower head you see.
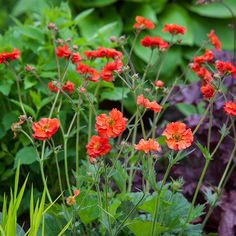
[162,24,186,35]
[71,52,81,64]
[56,44,71,58]
[200,84,215,99]
[86,135,111,158]
[135,138,161,153]
[207,30,221,50]
[154,80,164,88]
[76,63,100,82]
[48,81,60,93]
[62,81,74,94]
[140,36,168,50]
[32,118,60,140]
[162,121,193,151]
[215,60,236,77]
[84,47,122,60]
[0,48,20,64]
[224,101,236,116]
[137,94,161,113]
[95,108,127,138]
[133,16,155,30]
[193,49,214,64]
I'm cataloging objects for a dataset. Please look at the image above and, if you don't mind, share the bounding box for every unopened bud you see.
[109,36,117,43]
[66,37,72,43]
[56,38,64,44]
[25,64,34,72]
[72,45,78,51]
[47,22,56,30]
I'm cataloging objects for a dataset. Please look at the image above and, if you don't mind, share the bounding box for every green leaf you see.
[74,9,94,24]
[77,6,122,38]
[72,0,117,7]
[100,87,130,101]
[29,90,41,111]
[127,220,168,236]
[12,0,49,16]
[176,103,197,116]
[152,4,194,45]
[0,78,14,96]
[2,111,20,131]
[186,0,236,18]
[14,147,38,168]
[19,26,44,43]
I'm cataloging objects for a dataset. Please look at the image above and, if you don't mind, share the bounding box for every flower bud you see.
[47,22,56,30]
[66,196,75,206]
[72,45,78,51]
[56,38,64,44]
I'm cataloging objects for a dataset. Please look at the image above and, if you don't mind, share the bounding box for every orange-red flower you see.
[224,101,236,116]
[193,49,214,64]
[200,84,215,99]
[66,189,80,206]
[62,81,74,94]
[207,30,221,51]
[140,36,168,51]
[0,48,20,64]
[56,44,71,58]
[133,16,155,30]
[135,138,161,153]
[48,81,59,93]
[84,47,122,60]
[137,94,161,113]
[86,135,111,158]
[162,122,193,151]
[32,118,60,140]
[71,52,81,64]
[162,24,186,35]
[95,108,127,138]
[76,63,100,82]
[215,60,236,77]
[100,59,123,82]
[154,80,164,88]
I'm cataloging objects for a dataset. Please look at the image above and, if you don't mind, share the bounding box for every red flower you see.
[76,63,100,82]
[193,49,214,64]
[62,81,74,94]
[86,135,111,158]
[133,16,155,30]
[56,44,71,58]
[200,84,214,99]
[137,94,161,113]
[84,47,122,60]
[162,24,186,35]
[154,80,164,88]
[189,64,213,85]
[71,52,82,64]
[224,101,236,116]
[95,108,127,138]
[215,60,236,77]
[207,30,221,51]
[0,48,20,64]
[140,36,168,50]
[100,59,123,82]
[162,122,193,151]
[32,118,60,140]
[48,81,59,93]
[135,138,161,153]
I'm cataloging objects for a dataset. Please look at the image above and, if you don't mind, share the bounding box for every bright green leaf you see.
[14,147,38,168]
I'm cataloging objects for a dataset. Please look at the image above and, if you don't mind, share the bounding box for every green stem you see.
[151,160,173,236]
[75,110,80,187]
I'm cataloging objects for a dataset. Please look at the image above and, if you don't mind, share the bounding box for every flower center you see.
[172,133,182,142]
[106,118,115,127]
[94,142,100,150]
[42,124,49,131]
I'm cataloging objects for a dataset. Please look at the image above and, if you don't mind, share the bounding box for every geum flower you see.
[162,121,193,151]
[224,101,236,116]
[62,81,74,94]
[193,49,214,64]
[84,47,122,60]
[162,23,186,35]
[100,59,123,82]
[135,138,161,153]
[0,48,20,64]
[137,94,161,113]
[140,36,168,51]
[76,63,100,82]
[207,29,221,51]
[215,60,236,77]
[200,84,215,99]
[133,16,155,30]
[55,44,71,58]
[71,52,81,64]
[86,135,111,158]
[32,118,60,140]
[95,108,127,138]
